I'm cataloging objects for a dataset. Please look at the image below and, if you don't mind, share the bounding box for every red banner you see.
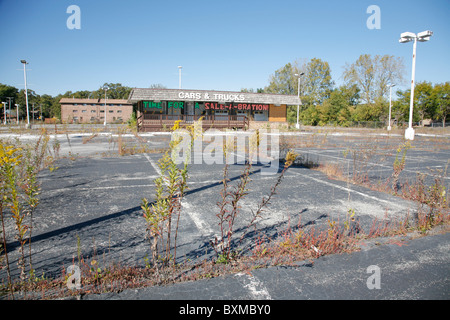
[205,102,269,111]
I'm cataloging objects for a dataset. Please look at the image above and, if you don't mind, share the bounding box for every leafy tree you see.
[433,82,450,126]
[395,82,437,124]
[15,89,39,119]
[93,83,132,100]
[50,95,62,119]
[0,84,18,120]
[0,84,18,100]
[375,55,406,98]
[300,105,320,126]
[317,86,356,126]
[265,62,301,123]
[392,89,411,123]
[414,81,434,122]
[265,59,334,124]
[343,54,405,105]
[265,62,298,95]
[302,58,334,107]
[38,94,54,119]
[149,83,167,89]
[240,88,264,93]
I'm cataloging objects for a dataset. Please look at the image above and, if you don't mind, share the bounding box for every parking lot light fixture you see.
[15,104,19,124]
[399,30,433,140]
[387,84,395,131]
[294,72,304,129]
[178,66,183,89]
[20,60,30,127]
[2,102,6,125]
[103,86,108,126]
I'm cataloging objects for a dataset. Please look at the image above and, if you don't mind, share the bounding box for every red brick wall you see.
[61,102,133,124]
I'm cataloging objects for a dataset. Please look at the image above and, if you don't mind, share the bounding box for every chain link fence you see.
[321,121,449,129]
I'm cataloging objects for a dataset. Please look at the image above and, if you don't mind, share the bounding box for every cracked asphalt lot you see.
[0,130,449,301]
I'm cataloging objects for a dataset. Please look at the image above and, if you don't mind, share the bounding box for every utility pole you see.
[6,97,13,124]
[178,66,182,89]
[20,60,31,128]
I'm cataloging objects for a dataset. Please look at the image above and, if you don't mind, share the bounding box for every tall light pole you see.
[178,66,183,89]
[20,60,30,127]
[103,86,108,126]
[6,97,13,124]
[399,30,433,140]
[2,102,6,125]
[387,84,395,131]
[15,104,19,124]
[294,72,304,129]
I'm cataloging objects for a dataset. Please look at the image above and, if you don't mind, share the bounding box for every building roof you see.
[128,88,302,105]
[59,98,131,104]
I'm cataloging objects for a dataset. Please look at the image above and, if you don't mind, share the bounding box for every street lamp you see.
[399,30,433,140]
[103,86,108,126]
[2,102,6,125]
[294,72,304,129]
[6,97,13,124]
[387,84,395,131]
[178,66,183,89]
[15,104,19,124]
[20,60,30,128]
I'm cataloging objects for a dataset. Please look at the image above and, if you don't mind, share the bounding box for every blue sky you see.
[0,0,449,97]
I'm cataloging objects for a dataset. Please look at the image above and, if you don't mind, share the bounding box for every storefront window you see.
[140,99,272,120]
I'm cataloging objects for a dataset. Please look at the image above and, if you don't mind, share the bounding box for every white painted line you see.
[181,200,214,235]
[291,171,406,209]
[302,150,450,179]
[236,273,272,300]
[143,153,162,175]
[43,178,235,195]
[230,151,247,160]
[44,184,155,194]
[309,147,450,164]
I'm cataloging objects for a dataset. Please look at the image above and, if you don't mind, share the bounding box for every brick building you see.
[60,98,133,124]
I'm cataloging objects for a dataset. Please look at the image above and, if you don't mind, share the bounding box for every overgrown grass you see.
[285,134,449,232]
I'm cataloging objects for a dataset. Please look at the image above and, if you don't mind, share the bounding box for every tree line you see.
[0,83,132,121]
[1,55,449,127]
[244,54,449,127]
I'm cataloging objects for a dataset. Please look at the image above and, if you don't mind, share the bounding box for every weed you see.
[82,132,98,144]
[212,131,259,262]
[348,142,385,184]
[240,150,298,243]
[141,118,202,270]
[211,129,298,264]
[344,208,356,232]
[391,141,412,193]
[216,253,231,265]
[1,143,28,281]
[0,130,55,297]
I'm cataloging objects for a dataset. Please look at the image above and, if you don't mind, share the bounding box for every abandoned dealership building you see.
[128,88,301,132]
